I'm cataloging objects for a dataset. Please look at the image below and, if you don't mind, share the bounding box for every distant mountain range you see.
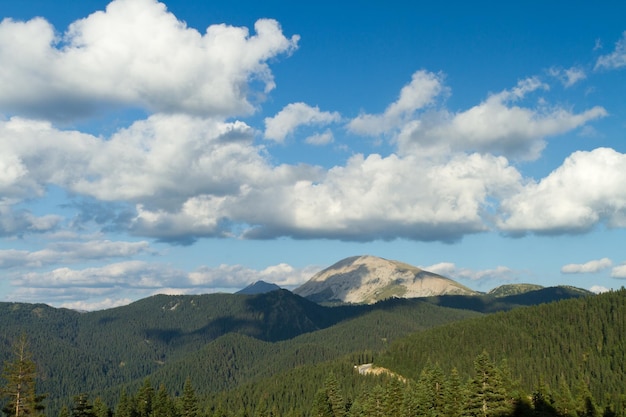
[291,255,589,304]
[229,255,590,305]
[0,267,596,414]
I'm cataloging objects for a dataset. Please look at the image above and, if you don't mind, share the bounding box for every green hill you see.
[205,289,624,417]
[376,288,625,406]
[0,286,607,417]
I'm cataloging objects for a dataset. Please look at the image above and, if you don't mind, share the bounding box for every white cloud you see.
[0,203,62,237]
[189,262,316,288]
[423,262,516,282]
[0,240,151,269]
[237,152,521,242]
[264,102,340,142]
[498,148,626,235]
[611,264,626,278]
[397,77,607,160]
[561,258,612,274]
[61,298,134,311]
[305,130,334,146]
[549,66,587,87]
[348,70,446,136]
[0,115,289,211]
[589,285,610,294]
[15,261,177,288]
[0,0,299,120]
[595,31,626,70]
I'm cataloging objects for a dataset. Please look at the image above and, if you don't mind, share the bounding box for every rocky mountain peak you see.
[294,255,476,304]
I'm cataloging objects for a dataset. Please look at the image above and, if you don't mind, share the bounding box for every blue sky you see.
[1,0,626,310]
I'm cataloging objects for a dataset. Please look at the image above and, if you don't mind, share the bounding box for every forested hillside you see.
[0,290,480,414]
[1,287,620,417]
[377,288,626,408]
[200,289,626,416]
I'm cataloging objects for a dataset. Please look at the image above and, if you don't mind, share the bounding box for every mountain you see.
[0,291,480,412]
[294,255,477,304]
[0,284,599,415]
[236,280,281,294]
[488,283,544,297]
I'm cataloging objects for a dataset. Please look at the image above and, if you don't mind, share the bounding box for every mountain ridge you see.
[294,255,477,304]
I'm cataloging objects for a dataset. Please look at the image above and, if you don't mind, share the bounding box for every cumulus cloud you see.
[3,110,525,244]
[498,148,626,235]
[0,115,298,211]
[236,152,522,242]
[397,77,607,160]
[0,240,151,269]
[189,262,317,288]
[0,203,62,237]
[305,130,334,145]
[561,258,612,274]
[348,70,446,136]
[423,262,516,282]
[264,102,340,142]
[611,264,626,278]
[0,1,614,248]
[15,261,176,288]
[595,31,626,70]
[0,0,299,120]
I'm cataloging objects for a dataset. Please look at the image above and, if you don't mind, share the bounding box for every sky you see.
[1,0,626,310]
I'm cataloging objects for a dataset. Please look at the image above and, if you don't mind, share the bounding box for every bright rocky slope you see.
[293,255,477,304]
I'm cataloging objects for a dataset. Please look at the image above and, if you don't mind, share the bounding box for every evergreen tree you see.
[532,383,558,417]
[411,364,447,417]
[383,378,404,417]
[92,397,110,417]
[136,379,154,417]
[153,385,177,417]
[361,385,385,417]
[312,374,345,417]
[179,378,198,417]
[444,368,466,417]
[324,373,346,417]
[465,351,509,417]
[0,334,45,417]
[115,389,136,417]
[575,379,597,417]
[71,394,95,417]
[311,388,333,417]
[551,378,576,417]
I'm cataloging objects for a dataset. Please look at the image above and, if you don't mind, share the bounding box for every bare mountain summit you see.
[294,255,477,304]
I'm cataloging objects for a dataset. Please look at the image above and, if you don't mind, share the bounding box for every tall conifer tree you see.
[0,334,45,417]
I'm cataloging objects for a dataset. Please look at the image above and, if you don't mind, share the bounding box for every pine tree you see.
[361,385,385,417]
[71,394,95,417]
[444,368,466,417]
[383,378,404,417]
[92,397,110,417]
[0,334,45,417]
[324,373,346,417]
[465,351,509,417]
[115,389,136,417]
[179,378,198,417]
[136,379,154,417]
[152,385,176,417]
[311,388,333,417]
[312,373,346,417]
